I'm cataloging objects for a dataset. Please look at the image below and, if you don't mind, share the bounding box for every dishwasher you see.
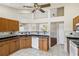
[32,36,39,49]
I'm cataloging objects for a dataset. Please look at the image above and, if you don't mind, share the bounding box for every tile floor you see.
[10,44,68,56]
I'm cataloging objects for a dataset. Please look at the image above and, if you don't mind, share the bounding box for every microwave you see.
[76,23,79,31]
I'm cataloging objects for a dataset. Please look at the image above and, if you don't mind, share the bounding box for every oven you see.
[69,40,78,56]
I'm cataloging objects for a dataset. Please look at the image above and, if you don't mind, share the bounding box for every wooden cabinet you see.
[0,17,19,32]
[0,36,31,56]
[16,39,20,50]
[19,37,26,49]
[73,16,79,31]
[0,38,20,56]
[25,36,32,48]
[7,19,19,31]
[0,41,9,56]
[39,37,49,51]
[39,39,43,50]
[9,39,17,53]
[9,37,20,54]
[0,18,8,32]
[19,36,32,49]
[8,20,19,31]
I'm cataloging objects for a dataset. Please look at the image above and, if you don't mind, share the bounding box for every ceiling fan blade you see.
[40,3,50,8]
[39,9,45,13]
[34,3,39,7]
[23,6,33,8]
[32,9,36,13]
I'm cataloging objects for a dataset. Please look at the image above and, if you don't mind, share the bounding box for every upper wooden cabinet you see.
[0,17,19,32]
[73,16,79,31]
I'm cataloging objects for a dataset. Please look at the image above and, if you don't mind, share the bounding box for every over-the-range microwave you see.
[76,23,79,31]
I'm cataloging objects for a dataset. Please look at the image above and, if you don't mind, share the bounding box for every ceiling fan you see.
[23,3,51,13]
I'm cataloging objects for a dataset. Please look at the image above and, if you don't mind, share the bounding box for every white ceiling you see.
[1,3,48,10]
[1,3,65,10]
[0,3,65,13]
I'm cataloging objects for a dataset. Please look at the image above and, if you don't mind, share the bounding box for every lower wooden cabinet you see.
[0,36,49,56]
[19,37,26,49]
[39,37,49,51]
[19,36,32,49]
[0,36,32,56]
[25,36,32,48]
[0,41,9,56]
[16,39,20,50]
[9,39,18,53]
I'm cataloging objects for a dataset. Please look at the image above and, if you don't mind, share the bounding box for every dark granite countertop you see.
[67,35,79,39]
[0,36,18,42]
[0,34,49,42]
[66,35,79,48]
[67,37,79,39]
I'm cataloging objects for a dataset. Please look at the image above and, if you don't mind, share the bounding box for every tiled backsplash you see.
[0,32,17,36]
[0,32,17,38]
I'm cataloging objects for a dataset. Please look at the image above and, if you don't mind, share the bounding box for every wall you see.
[0,4,18,19]
[0,4,32,23]
[50,23,58,38]
[1,3,79,32]
[18,12,32,23]
[63,3,79,52]
[64,4,79,32]
[30,4,79,33]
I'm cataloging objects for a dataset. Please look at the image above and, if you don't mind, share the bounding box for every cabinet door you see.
[73,16,79,31]
[25,37,32,48]
[14,21,19,31]
[0,42,9,56]
[11,21,17,31]
[10,21,19,31]
[9,40,17,53]
[39,37,49,51]
[0,18,8,32]
[42,39,49,51]
[19,37,26,49]
[7,20,13,31]
[16,39,20,50]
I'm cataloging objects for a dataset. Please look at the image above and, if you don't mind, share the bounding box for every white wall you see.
[30,4,79,33]
[50,23,58,38]
[0,5,18,19]
[0,4,32,23]
[64,4,79,32]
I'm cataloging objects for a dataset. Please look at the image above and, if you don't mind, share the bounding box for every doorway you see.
[57,23,64,44]
[50,22,64,47]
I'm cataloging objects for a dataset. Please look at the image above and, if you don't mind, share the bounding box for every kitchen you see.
[0,3,79,56]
